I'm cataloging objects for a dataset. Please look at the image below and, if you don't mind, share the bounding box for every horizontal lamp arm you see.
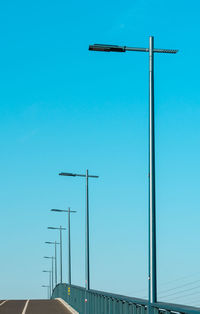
[126,47,178,53]
[48,227,66,230]
[59,172,77,177]
[59,172,99,178]
[89,44,178,54]
[51,209,77,213]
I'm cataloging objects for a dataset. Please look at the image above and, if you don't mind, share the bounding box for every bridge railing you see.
[52,283,200,314]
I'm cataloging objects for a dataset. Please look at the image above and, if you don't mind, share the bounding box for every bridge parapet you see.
[52,283,200,314]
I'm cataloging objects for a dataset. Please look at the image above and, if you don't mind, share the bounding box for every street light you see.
[89,43,178,54]
[44,256,54,290]
[89,37,178,312]
[51,208,77,285]
[43,270,52,297]
[48,226,66,283]
[42,285,50,299]
[45,241,60,286]
[59,170,99,290]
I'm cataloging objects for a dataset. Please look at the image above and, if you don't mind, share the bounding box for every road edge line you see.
[56,298,79,314]
[22,300,29,314]
[0,300,7,306]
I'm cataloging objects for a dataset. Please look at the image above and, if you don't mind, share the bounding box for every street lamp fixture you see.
[48,226,66,283]
[42,285,50,299]
[59,172,99,178]
[44,256,54,290]
[89,36,178,313]
[51,208,77,285]
[45,241,60,286]
[89,44,126,52]
[89,43,178,54]
[59,169,99,290]
[43,270,52,297]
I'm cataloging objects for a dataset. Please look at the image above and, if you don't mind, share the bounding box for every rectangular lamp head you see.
[89,44,126,52]
[59,172,76,176]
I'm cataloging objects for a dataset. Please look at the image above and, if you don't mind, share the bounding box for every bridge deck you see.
[0,299,72,314]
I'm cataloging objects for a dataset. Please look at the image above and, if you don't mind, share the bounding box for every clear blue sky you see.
[1,0,200,307]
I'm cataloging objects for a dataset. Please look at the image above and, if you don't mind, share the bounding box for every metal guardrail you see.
[52,283,200,314]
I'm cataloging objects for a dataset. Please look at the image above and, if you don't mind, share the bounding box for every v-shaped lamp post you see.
[89,37,178,312]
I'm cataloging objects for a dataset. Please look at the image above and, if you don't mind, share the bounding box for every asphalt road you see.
[0,299,73,314]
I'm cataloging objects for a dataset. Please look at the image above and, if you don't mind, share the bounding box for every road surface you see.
[0,299,73,314]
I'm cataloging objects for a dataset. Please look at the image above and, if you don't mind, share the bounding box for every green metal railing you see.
[52,283,200,314]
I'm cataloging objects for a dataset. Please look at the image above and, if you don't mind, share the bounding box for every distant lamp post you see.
[89,37,178,311]
[44,256,54,291]
[43,270,52,296]
[51,208,77,285]
[48,226,66,283]
[42,285,50,299]
[59,170,99,290]
[45,241,60,286]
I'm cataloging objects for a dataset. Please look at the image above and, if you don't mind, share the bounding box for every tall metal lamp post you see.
[44,256,54,290]
[42,285,50,299]
[48,226,66,284]
[45,241,60,286]
[43,270,52,296]
[51,208,77,285]
[89,37,178,312]
[59,170,99,290]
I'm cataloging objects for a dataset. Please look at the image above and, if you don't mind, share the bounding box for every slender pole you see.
[68,208,71,285]
[149,36,157,309]
[55,241,57,286]
[60,226,63,283]
[52,257,54,291]
[49,271,52,297]
[86,169,90,290]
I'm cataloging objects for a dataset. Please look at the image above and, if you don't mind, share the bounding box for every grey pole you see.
[86,169,90,290]
[47,228,65,284]
[55,241,57,286]
[149,36,157,309]
[58,171,99,291]
[45,241,59,286]
[89,37,178,313]
[49,271,52,297]
[43,271,52,297]
[68,208,71,285]
[50,209,76,286]
[60,226,63,283]
[51,257,54,291]
[44,257,54,291]
[42,285,50,299]
[47,286,50,299]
